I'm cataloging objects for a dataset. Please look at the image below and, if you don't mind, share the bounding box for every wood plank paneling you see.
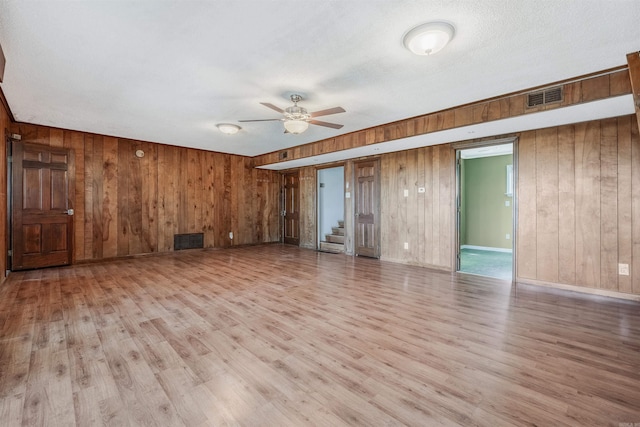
[102,137,118,258]
[8,123,281,262]
[600,119,619,289]
[575,122,601,288]
[517,117,640,295]
[617,116,632,293]
[254,70,631,167]
[557,126,576,285]
[535,128,559,283]
[632,120,640,294]
[379,145,454,270]
[517,132,537,279]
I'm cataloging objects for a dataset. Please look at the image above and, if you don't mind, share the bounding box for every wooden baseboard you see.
[380,256,453,273]
[516,277,640,301]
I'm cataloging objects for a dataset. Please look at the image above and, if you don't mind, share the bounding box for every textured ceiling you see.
[0,1,639,157]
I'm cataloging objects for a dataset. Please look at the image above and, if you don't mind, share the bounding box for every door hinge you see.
[7,250,12,257]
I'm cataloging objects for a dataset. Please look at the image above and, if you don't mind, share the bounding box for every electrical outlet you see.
[229,231,234,240]
[506,233,510,240]
[345,192,350,199]
[619,263,629,276]
[418,187,426,193]
[505,200,511,207]
[404,242,409,250]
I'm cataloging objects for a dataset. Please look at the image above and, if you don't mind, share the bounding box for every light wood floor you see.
[1,245,639,426]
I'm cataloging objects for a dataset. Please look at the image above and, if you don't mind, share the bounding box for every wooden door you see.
[11,142,74,270]
[282,172,300,245]
[354,160,380,258]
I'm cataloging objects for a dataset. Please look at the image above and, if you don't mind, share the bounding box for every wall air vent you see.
[526,86,563,108]
[174,233,204,250]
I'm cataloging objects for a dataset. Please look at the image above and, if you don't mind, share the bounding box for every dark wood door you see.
[354,160,380,258]
[282,172,300,245]
[11,142,74,270]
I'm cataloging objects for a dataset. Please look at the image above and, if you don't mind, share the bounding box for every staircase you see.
[319,220,345,253]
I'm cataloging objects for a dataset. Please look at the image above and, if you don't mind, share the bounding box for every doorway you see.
[317,166,344,253]
[282,171,300,245]
[456,142,514,280]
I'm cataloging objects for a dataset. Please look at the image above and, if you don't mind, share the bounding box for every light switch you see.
[505,200,511,207]
[403,189,409,197]
[404,242,409,250]
[345,192,351,199]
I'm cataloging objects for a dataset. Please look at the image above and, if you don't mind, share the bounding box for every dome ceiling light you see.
[216,123,241,135]
[403,22,455,56]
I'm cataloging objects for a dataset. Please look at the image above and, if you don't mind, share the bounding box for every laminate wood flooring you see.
[1,244,639,426]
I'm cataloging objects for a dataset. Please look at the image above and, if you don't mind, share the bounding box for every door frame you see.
[316,163,346,250]
[453,137,518,281]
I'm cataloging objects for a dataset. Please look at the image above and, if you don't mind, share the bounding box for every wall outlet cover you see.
[618,263,629,275]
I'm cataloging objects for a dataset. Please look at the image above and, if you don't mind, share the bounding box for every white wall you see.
[318,166,344,243]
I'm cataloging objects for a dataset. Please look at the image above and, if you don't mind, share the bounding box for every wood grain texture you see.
[517,131,537,279]
[8,123,281,261]
[298,167,316,249]
[0,245,639,426]
[517,117,640,294]
[254,70,632,167]
[0,96,9,283]
[380,145,454,269]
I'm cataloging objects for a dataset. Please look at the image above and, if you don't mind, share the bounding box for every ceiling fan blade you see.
[260,102,284,113]
[310,106,345,118]
[238,118,283,122]
[309,119,344,129]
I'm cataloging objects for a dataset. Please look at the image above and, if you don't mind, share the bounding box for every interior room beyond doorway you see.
[458,143,514,280]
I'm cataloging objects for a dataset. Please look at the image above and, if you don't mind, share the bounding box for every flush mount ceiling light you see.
[403,21,455,56]
[283,119,309,134]
[216,123,241,135]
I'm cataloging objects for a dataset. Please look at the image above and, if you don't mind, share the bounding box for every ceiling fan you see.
[239,94,345,134]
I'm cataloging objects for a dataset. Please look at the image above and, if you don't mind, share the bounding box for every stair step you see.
[319,241,344,253]
[331,226,345,236]
[326,234,344,244]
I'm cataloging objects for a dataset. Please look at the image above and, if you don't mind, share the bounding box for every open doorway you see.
[317,166,344,253]
[457,143,514,280]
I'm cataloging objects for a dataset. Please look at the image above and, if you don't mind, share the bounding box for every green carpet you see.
[459,248,512,280]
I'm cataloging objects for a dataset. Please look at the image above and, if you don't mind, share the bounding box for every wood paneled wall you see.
[292,115,640,296]
[381,146,454,269]
[255,69,631,167]
[8,123,280,262]
[517,116,640,294]
[0,96,9,282]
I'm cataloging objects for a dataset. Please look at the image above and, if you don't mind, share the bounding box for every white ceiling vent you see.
[527,86,563,108]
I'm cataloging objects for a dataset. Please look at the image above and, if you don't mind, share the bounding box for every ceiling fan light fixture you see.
[216,123,241,135]
[403,21,455,56]
[283,119,309,134]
